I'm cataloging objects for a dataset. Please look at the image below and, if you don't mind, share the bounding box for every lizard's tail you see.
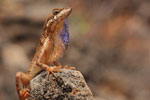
[16,72,22,99]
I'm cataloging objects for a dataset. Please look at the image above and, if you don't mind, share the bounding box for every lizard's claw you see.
[19,89,30,100]
[46,67,62,77]
[46,66,75,77]
[58,65,76,70]
[36,62,75,77]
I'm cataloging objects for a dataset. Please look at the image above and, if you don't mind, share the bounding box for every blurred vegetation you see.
[0,0,149,100]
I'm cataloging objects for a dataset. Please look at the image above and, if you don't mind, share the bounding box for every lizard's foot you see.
[46,66,75,77]
[16,72,31,100]
[36,61,75,77]
[46,66,62,77]
[19,88,30,100]
[56,65,75,70]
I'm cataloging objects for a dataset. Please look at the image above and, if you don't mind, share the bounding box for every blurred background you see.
[0,0,150,100]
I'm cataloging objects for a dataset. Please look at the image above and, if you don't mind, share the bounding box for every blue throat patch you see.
[60,19,69,48]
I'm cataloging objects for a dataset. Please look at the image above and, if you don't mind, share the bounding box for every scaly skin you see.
[16,8,75,100]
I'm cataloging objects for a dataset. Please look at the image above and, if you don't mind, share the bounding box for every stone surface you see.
[27,68,94,100]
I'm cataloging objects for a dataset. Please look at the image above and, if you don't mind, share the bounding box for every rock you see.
[27,68,94,100]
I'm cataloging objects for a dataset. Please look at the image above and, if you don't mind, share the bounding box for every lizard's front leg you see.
[36,61,75,77]
[16,72,31,100]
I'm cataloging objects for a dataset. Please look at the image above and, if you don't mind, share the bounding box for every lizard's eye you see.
[53,10,60,15]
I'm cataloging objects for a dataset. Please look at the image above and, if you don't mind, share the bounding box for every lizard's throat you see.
[60,19,69,49]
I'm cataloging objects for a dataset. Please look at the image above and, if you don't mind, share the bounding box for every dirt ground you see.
[0,0,150,100]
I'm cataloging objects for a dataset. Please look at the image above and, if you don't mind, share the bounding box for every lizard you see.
[16,8,75,100]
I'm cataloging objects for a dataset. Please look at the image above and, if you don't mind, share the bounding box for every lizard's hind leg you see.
[16,72,30,100]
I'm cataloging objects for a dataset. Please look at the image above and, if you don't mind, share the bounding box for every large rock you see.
[27,68,94,100]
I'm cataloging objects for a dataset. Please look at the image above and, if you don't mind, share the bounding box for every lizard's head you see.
[45,8,72,29]
[44,8,72,49]
[52,8,72,21]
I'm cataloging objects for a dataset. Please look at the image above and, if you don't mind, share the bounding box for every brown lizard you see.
[16,8,75,100]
